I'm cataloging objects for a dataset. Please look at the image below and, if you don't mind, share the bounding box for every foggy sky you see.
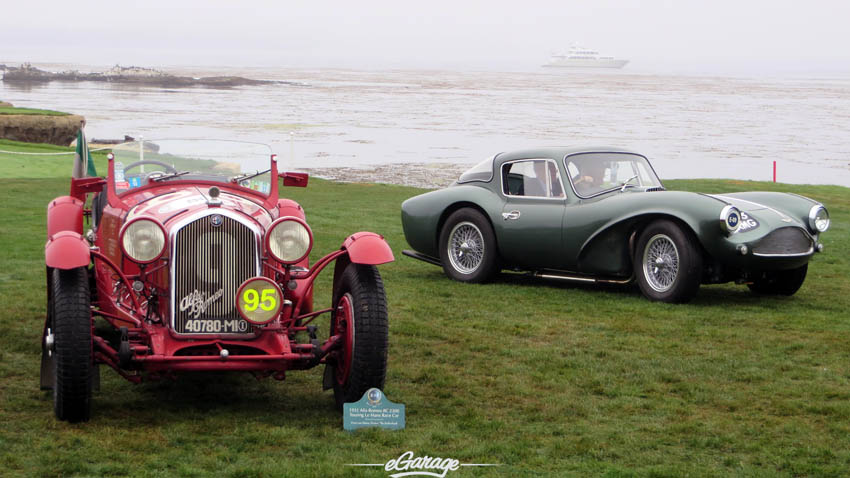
[2,0,849,75]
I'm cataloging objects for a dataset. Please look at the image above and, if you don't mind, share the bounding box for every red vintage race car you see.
[42,139,393,422]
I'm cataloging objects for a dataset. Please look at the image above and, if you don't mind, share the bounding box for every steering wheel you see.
[574,175,594,185]
[123,160,178,174]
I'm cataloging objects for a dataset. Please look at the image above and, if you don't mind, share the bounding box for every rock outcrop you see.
[2,63,286,88]
[0,114,84,145]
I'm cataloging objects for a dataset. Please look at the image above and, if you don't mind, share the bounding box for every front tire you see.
[438,208,498,283]
[748,264,808,296]
[634,220,702,303]
[51,267,93,422]
[329,263,389,409]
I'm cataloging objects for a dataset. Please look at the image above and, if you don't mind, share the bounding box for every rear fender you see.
[47,196,84,237]
[45,231,91,270]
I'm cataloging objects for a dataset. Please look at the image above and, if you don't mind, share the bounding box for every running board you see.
[527,270,633,285]
[402,249,442,267]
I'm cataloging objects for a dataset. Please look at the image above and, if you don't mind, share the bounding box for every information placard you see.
[343,388,405,431]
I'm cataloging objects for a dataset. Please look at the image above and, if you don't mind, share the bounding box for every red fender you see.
[47,196,84,237]
[342,232,394,265]
[45,231,91,269]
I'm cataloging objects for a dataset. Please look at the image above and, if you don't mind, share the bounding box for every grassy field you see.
[0,139,108,178]
[0,106,70,116]
[1,140,849,477]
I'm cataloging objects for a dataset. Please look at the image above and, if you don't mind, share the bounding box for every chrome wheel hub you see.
[45,328,54,357]
[448,221,485,274]
[643,234,679,292]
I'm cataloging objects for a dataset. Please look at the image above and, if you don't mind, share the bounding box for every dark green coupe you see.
[401,147,831,303]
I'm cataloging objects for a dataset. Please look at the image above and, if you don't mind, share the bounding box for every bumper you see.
[93,327,342,379]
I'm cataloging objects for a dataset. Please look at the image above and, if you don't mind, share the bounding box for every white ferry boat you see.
[543,44,629,69]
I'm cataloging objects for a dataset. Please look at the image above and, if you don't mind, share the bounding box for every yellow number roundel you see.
[236,277,283,325]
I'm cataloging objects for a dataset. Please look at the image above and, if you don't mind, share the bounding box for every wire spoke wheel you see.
[439,208,497,283]
[642,234,680,293]
[448,221,485,274]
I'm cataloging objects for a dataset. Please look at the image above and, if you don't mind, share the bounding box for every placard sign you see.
[343,388,405,431]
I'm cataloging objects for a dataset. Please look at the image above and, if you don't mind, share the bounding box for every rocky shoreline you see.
[1,63,304,88]
[302,163,469,189]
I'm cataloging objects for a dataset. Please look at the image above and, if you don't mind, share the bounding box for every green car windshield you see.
[565,152,663,198]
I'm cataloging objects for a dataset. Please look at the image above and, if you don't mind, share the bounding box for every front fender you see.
[47,196,84,237]
[342,232,394,265]
[45,231,91,269]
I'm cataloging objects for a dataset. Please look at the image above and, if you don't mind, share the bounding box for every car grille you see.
[172,213,258,334]
[752,227,813,256]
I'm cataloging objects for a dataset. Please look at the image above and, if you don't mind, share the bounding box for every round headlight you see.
[120,218,166,263]
[267,217,312,264]
[719,205,741,235]
[809,205,830,233]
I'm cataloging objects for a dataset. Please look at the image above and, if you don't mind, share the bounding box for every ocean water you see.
[2,64,849,186]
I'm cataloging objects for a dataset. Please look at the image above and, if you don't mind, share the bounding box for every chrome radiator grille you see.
[172,213,258,334]
[752,227,813,256]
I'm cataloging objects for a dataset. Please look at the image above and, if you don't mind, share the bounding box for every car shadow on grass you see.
[92,371,341,427]
[481,269,801,308]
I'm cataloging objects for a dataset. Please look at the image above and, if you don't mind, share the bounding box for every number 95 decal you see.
[236,277,284,325]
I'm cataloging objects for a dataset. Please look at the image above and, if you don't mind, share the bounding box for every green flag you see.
[73,127,97,177]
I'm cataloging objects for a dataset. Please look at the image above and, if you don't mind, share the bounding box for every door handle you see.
[502,210,521,220]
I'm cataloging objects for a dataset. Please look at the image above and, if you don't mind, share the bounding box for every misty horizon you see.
[2,0,850,77]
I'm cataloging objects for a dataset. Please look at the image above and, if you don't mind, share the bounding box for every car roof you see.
[496,146,643,163]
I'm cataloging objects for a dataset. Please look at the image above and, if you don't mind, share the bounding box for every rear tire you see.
[748,264,808,296]
[51,267,93,422]
[329,263,389,409]
[438,208,498,283]
[634,220,702,303]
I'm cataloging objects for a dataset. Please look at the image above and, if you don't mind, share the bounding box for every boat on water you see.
[543,44,629,69]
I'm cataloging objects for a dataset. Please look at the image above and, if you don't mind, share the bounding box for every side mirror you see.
[280,172,309,188]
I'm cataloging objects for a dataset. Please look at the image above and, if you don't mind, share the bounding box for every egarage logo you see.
[348,451,498,477]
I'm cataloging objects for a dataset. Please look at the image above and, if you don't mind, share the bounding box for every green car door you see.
[494,158,568,269]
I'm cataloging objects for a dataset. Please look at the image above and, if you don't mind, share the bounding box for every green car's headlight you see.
[120,218,166,263]
[808,205,830,233]
[719,205,741,235]
[266,217,312,264]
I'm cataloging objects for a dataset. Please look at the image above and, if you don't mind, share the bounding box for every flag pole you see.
[72,120,86,178]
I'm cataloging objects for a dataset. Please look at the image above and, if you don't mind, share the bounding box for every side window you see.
[502,160,564,198]
[548,162,565,198]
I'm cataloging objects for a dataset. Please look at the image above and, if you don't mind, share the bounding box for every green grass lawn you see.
[0,106,70,116]
[1,142,849,477]
[0,139,108,178]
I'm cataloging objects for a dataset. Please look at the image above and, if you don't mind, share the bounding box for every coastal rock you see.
[0,114,85,145]
[2,63,281,89]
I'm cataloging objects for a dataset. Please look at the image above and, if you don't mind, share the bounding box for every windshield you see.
[565,152,662,198]
[110,139,274,195]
